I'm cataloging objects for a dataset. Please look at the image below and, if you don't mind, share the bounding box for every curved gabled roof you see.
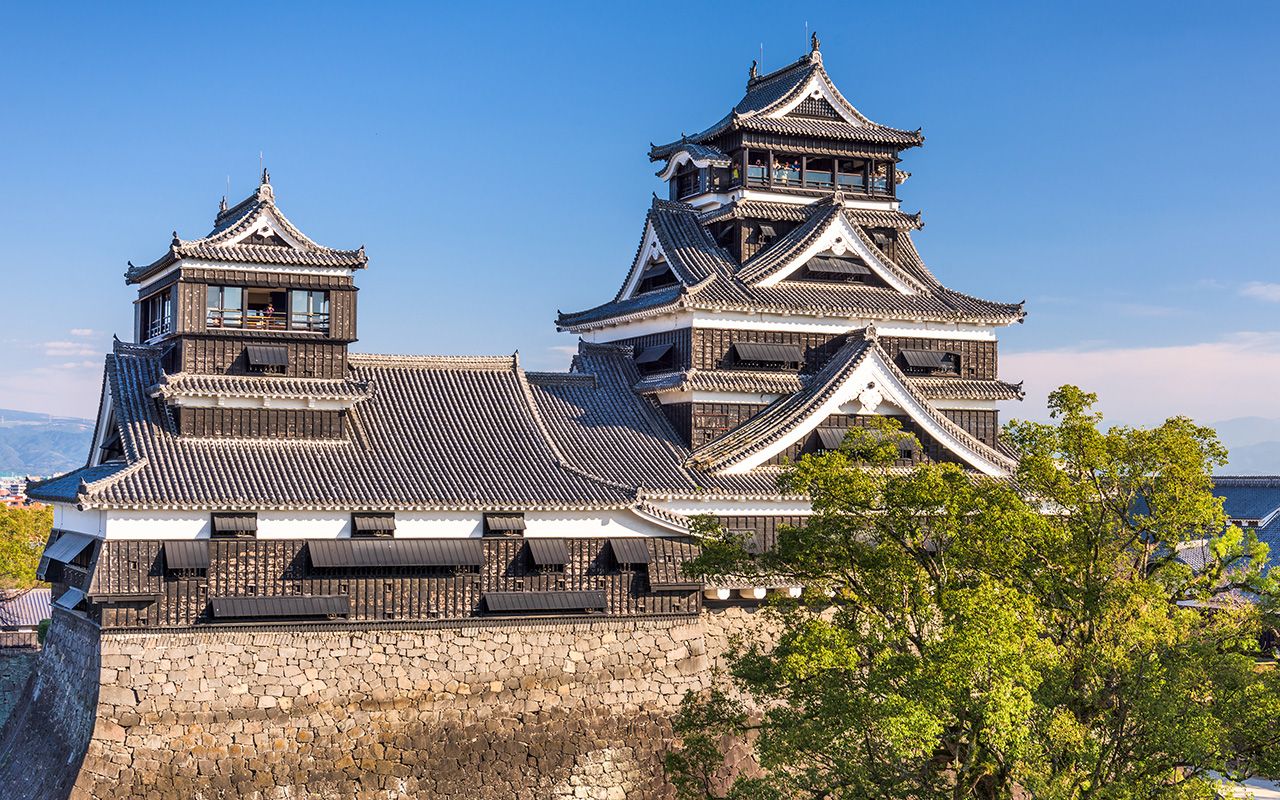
[125,174,367,284]
[28,340,792,511]
[649,50,923,161]
[686,333,1019,476]
[557,200,1024,330]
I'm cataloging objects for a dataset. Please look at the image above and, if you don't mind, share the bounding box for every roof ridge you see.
[744,53,816,93]
[348,353,517,371]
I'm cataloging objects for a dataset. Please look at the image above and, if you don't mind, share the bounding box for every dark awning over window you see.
[483,591,607,614]
[164,540,210,570]
[733,341,804,365]
[816,428,848,450]
[352,513,397,533]
[609,538,651,566]
[308,539,484,569]
[899,349,955,370]
[209,595,349,620]
[42,532,96,565]
[53,587,86,612]
[212,513,258,534]
[806,255,872,276]
[634,344,673,365]
[245,345,288,367]
[640,260,671,280]
[526,538,569,566]
[484,513,526,532]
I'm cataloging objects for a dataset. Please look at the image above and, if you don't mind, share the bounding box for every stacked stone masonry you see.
[0,607,771,799]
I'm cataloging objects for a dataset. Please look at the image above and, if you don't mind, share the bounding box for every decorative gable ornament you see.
[856,383,883,413]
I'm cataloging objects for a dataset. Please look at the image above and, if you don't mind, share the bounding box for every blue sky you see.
[1,1,1278,424]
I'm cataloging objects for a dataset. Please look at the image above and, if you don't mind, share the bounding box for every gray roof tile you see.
[650,52,923,160]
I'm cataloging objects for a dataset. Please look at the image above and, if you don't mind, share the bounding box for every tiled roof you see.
[1213,477,1280,522]
[126,177,367,283]
[650,52,923,160]
[654,143,732,175]
[0,589,51,629]
[558,200,1023,331]
[907,378,1025,402]
[29,341,792,511]
[633,369,805,396]
[699,200,923,229]
[150,373,372,402]
[687,335,1019,475]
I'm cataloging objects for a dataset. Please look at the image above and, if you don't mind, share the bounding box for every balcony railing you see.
[145,318,171,340]
[207,309,328,334]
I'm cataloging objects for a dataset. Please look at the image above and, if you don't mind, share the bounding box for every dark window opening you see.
[99,412,126,462]
[898,349,961,376]
[675,167,701,199]
[837,159,868,191]
[871,161,895,196]
[484,513,526,536]
[211,513,258,539]
[245,345,288,374]
[351,513,396,538]
[207,285,329,334]
[815,427,847,451]
[140,289,173,341]
[636,257,679,294]
[634,343,675,373]
[803,157,834,190]
[754,224,778,245]
[869,228,897,259]
[608,538,651,570]
[289,289,330,333]
[732,341,804,370]
[792,253,875,283]
[526,539,569,573]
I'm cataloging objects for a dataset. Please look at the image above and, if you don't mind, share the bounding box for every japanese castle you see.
[30,39,1026,628]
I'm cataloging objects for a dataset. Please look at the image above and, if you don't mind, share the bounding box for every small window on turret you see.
[636,256,678,294]
[675,167,701,199]
[837,159,867,191]
[140,289,172,341]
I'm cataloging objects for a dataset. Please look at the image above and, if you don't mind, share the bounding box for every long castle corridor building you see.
[2,40,1029,799]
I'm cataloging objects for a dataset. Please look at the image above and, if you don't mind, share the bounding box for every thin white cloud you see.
[1004,332,1280,426]
[1241,282,1280,302]
[0,364,102,418]
[44,341,99,358]
[68,328,96,337]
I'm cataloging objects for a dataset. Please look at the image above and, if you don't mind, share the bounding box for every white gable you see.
[766,70,864,125]
[226,207,308,250]
[719,347,1010,477]
[617,222,670,300]
[751,213,920,293]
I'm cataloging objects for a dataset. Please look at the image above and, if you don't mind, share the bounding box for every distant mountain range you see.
[0,407,1277,479]
[1213,417,1280,475]
[0,408,94,477]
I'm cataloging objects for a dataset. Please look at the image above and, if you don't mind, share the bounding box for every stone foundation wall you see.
[0,609,101,800]
[2,607,769,800]
[0,650,37,730]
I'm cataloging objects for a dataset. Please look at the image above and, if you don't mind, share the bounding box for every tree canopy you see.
[667,386,1280,800]
[0,504,51,590]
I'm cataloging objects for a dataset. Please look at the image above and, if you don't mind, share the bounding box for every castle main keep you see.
[1,39,1025,799]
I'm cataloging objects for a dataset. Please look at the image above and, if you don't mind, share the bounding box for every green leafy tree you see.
[667,386,1280,800]
[0,504,52,589]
